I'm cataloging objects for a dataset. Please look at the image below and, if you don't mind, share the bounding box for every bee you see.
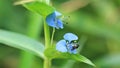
[66,40,79,51]
[70,40,79,50]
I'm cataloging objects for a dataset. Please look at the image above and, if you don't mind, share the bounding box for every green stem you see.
[51,28,55,45]
[19,12,43,68]
[44,21,50,49]
[44,21,51,68]
[43,0,51,68]
[44,57,51,68]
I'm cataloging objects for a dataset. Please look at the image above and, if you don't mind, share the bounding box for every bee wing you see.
[56,40,67,52]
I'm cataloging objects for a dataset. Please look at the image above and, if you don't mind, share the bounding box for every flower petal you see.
[46,12,56,28]
[56,40,67,52]
[57,19,63,29]
[64,33,78,42]
[46,11,63,29]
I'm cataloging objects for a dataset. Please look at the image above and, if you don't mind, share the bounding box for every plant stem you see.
[51,28,55,45]
[43,0,51,68]
[44,21,50,49]
[44,57,51,68]
[43,21,51,68]
[19,12,43,68]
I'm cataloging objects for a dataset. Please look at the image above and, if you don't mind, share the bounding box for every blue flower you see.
[46,11,63,29]
[56,33,79,54]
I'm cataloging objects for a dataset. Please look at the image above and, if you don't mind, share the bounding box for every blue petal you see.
[64,33,78,42]
[46,12,56,28]
[55,11,62,16]
[57,19,63,29]
[56,40,67,52]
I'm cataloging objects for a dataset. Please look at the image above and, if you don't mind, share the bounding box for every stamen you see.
[59,15,70,24]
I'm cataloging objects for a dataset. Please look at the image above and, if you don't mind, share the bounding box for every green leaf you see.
[0,30,45,59]
[44,47,95,66]
[23,1,55,17]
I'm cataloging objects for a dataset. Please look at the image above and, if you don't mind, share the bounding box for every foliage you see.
[0,0,120,68]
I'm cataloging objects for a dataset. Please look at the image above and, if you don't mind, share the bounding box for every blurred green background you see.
[1,0,120,68]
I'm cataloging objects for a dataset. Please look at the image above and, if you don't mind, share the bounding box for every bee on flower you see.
[56,33,79,54]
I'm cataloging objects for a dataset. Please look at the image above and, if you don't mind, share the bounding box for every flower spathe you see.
[56,33,79,54]
[46,11,63,29]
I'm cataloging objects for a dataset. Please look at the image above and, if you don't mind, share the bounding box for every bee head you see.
[70,40,79,50]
